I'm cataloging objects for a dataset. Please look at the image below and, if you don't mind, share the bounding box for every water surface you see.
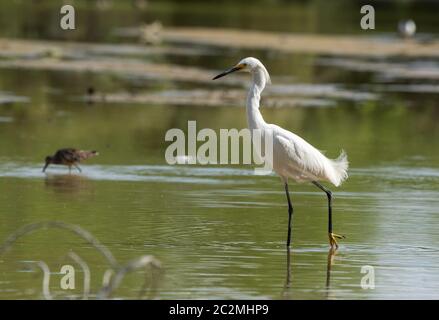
[0,1,439,299]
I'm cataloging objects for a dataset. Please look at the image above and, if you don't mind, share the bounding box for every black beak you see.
[42,162,49,173]
[212,66,242,80]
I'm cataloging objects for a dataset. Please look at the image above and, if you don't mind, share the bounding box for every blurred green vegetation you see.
[0,0,438,42]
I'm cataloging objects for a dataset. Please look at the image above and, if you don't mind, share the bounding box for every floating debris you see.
[381,84,439,93]
[139,21,163,45]
[0,116,13,123]
[81,86,371,108]
[4,27,439,61]
[132,0,148,10]
[268,84,377,101]
[0,57,213,84]
[0,38,210,60]
[318,57,439,80]
[161,27,439,58]
[0,92,29,105]
[398,19,417,39]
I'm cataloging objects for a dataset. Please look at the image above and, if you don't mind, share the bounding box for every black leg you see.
[282,246,292,298]
[75,164,82,173]
[284,183,293,248]
[312,181,344,248]
[312,181,332,233]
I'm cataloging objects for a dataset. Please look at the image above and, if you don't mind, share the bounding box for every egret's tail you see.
[330,150,349,187]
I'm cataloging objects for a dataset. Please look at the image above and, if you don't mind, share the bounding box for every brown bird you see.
[43,148,99,173]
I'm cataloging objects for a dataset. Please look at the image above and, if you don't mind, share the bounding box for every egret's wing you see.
[275,132,328,179]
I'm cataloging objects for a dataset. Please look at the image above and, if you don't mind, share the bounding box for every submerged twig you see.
[101,268,115,289]
[0,221,162,299]
[0,221,118,269]
[24,261,53,300]
[98,255,162,299]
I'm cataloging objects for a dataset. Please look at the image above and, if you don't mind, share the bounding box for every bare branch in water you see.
[0,221,118,269]
[137,261,163,300]
[98,255,162,299]
[102,268,115,288]
[24,261,53,300]
[0,221,162,299]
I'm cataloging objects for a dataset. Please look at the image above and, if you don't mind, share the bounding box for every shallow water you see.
[1,1,439,300]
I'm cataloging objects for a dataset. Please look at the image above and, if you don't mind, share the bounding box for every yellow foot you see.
[329,232,345,249]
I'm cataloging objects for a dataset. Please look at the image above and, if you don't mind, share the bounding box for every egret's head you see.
[212,57,271,83]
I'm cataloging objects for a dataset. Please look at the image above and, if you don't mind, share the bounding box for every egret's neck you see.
[246,69,268,130]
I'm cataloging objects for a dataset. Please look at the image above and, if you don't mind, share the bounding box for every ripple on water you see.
[0,116,13,123]
[1,162,438,200]
[0,162,258,185]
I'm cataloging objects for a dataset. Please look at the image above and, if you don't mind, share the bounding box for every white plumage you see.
[213,57,348,249]
[274,128,348,186]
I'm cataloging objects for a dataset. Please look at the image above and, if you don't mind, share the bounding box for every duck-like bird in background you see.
[43,148,99,173]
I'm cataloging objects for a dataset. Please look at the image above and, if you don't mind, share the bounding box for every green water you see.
[1,1,439,299]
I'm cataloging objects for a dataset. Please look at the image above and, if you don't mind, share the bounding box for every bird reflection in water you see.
[44,174,91,194]
[281,247,292,299]
[282,247,338,299]
[325,247,337,299]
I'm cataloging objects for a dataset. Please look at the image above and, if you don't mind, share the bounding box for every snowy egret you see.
[213,57,349,248]
[43,148,99,173]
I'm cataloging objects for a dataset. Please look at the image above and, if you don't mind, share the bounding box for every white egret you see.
[213,57,349,248]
